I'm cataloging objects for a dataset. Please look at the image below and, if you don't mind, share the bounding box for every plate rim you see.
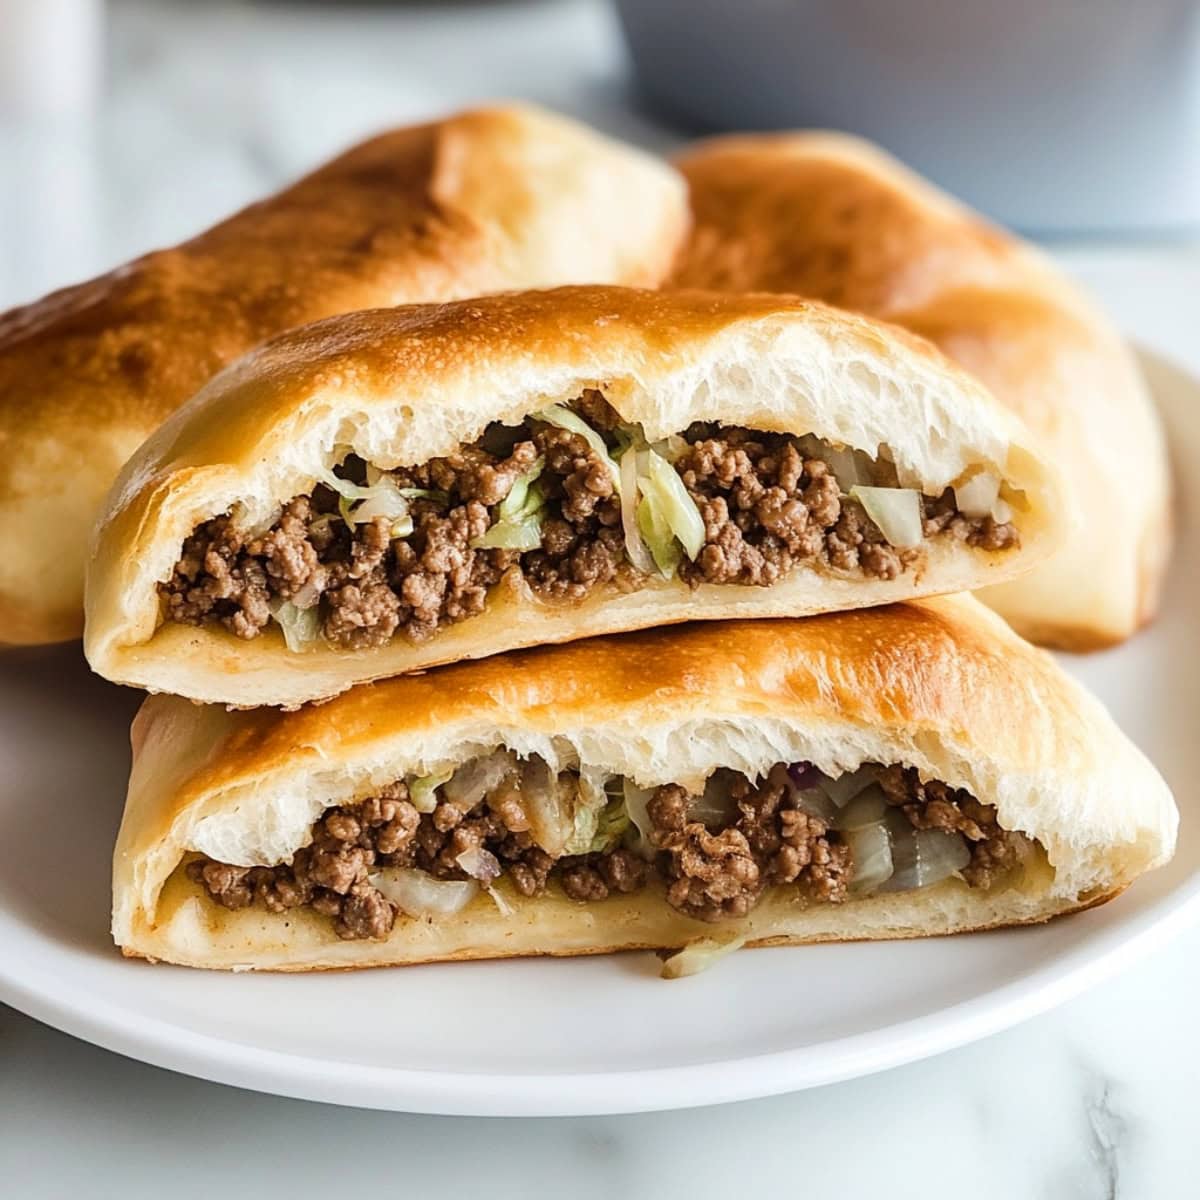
[1,345,1196,1117]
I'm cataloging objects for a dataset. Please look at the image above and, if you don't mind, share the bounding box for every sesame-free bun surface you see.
[85,286,1065,708]
[112,597,1176,971]
[671,132,1172,650]
[0,102,688,646]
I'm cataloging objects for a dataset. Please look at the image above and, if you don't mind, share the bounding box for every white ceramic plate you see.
[0,351,1196,1117]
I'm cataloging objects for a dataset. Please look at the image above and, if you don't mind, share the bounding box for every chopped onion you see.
[880,816,971,892]
[845,822,895,894]
[992,498,1014,524]
[623,778,657,860]
[442,751,515,810]
[771,762,837,823]
[536,404,621,490]
[822,442,874,491]
[409,769,453,814]
[520,758,574,857]
[642,450,706,559]
[820,766,876,808]
[849,485,924,548]
[661,934,747,980]
[619,446,657,575]
[834,783,889,831]
[690,773,739,828]
[370,868,478,917]
[268,598,321,652]
[455,845,502,886]
[794,787,840,825]
[953,472,1001,518]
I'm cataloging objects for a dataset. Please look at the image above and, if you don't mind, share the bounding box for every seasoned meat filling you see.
[161,392,1018,649]
[189,758,1029,940]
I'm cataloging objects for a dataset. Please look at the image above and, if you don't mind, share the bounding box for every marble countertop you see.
[1,2,1198,1194]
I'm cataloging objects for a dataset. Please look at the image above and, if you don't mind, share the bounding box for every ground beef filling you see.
[160,394,1017,649]
[188,761,1022,940]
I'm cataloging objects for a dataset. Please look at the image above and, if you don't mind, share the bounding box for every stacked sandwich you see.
[0,104,1176,975]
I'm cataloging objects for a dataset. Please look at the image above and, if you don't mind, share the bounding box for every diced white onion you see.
[793,786,840,825]
[370,868,478,917]
[520,758,574,857]
[619,446,657,575]
[660,934,747,980]
[536,404,621,491]
[267,598,321,653]
[819,766,876,808]
[846,822,895,894]
[881,817,971,892]
[442,751,515,810]
[849,485,924,548]
[822,442,874,491]
[690,773,739,828]
[834,783,889,831]
[455,846,502,886]
[953,472,1001,519]
[992,498,1014,524]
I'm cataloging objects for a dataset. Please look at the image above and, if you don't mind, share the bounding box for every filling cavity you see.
[187,756,1033,941]
[161,392,1019,650]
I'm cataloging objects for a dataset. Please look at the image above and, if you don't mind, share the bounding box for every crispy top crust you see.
[0,102,688,645]
[671,132,1172,650]
[112,597,1177,968]
[83,285,1066,707]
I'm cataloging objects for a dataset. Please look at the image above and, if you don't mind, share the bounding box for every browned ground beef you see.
[189,759,1023,940]
[162,392,1017,646]
[647,769,852,921]
[878,764,1018,887]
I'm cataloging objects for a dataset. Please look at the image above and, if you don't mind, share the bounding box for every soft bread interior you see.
[86,289,1065,707]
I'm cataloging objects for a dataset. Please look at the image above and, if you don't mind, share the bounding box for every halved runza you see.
[670,131,1172,651]
[85,287,1065,708]
[112,597,1177,972]
[0,102,688,646]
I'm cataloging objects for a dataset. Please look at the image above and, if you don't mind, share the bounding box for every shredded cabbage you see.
[660,934,747,979]
[586,796,631,854]
[642,449,706,559]
[471,459,546,551]
[536,404,621,491]
[268,598,321,652]
[409,769,453,814]
[849,485,924,548]
[326,472,415,538]
[637,490,682,578]
[619,446,657,575]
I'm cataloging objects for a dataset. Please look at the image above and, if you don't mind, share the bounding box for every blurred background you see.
[2,0,1198,312]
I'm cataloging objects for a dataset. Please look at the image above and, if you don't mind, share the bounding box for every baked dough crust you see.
[84,286,1066,707]
[0,102,688,645]
[671,132,1172,650]
[112,596,1176,971]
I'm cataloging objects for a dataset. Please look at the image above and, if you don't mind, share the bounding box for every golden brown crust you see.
[671,132,1172,650]
[84,285,1066,708]
[0,103,688,645]
[111,596,1177,969]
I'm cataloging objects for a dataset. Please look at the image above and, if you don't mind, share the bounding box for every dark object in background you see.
[614,0,1200,235]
